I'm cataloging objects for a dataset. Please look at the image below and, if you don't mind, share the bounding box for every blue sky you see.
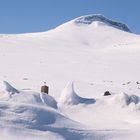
[0,0,139,34]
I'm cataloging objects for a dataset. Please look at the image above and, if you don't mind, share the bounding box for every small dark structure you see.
[41,82,49,94]
[104,91,111,96]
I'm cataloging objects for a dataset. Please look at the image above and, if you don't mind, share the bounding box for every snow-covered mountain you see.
[0,14,140,139]
[74,14,131,32]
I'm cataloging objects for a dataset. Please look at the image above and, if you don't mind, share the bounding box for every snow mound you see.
[58,82,95,105]
[5,91,58,109]
[0,81,57,109]
[0,102,58,128]
[0,100,80,133]
[102,92,140,107]
[112,93,140,107]
[0,81,19,100]
[74,14,131,32]
[39,92,57,109]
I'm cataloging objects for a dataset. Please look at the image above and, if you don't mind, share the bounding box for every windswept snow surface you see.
[0,14,140,139]
[58,82,95,105]
[0,81,99,140]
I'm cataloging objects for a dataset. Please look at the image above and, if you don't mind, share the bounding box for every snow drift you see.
[0,81,100,140]
[58,82,95,105]
[0,81,19,100]
[0,97,92,140]
[0,81,140,140]
[58,82,140,109]
[58,82,140,108]
[0,81,57,109]
[103,92,140,107]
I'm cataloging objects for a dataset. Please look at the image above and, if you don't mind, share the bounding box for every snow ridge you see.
[0,81,19,100]
[74,14,131,32]
[58,82,95,105]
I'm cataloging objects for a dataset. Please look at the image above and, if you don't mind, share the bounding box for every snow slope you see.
[0,14,140,139]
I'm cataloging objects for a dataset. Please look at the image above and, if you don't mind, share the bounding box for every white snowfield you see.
[0,14,140,139]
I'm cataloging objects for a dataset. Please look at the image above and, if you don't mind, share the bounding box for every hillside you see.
[0,14,140,139]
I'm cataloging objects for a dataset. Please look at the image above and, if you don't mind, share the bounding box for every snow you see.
[0,14,140,139]
[0,81,57,108]
[0,81,98,140]
[58,82,95,105]
[0,81,19,100]
[74,14,131,32]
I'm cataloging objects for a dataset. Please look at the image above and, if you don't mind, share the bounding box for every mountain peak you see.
[74,14,131,32]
